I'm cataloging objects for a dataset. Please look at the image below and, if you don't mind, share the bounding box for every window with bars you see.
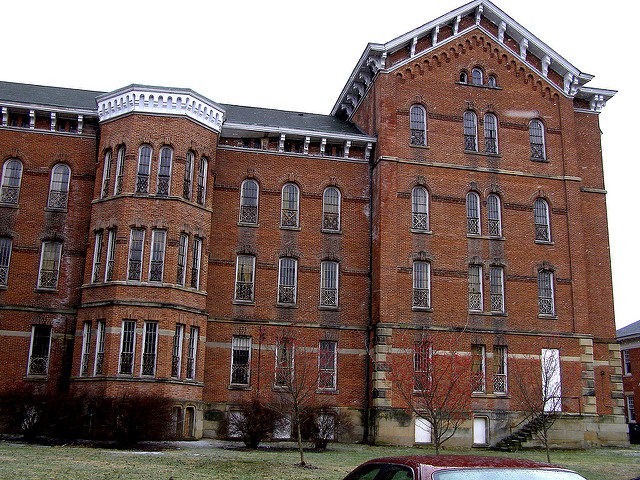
[463,111,478,151]
[0,237,12,287]
[320,261,338,307]
[127,229,145,281]
[183,151,194,201]
[472,67,483,85]
[410,104,427,146]
[27,325,51,376]
[412,261,430,309]
[230,335,251,385]
[47,163,71,210]
[141,321,158,376]
[534,198,551,242]
[466,192,481,235]
[487,194,501,237]
[190,237,202,289]
[80,321,92,376]
[484,113,498,154]
[623,350,632,375]
[156,146,173,196]
[119,320,136,375]
[186,326,198,380]
[136,145,152,194]
[0,159,23,205]
[171,324,185,378]
[529,119,546,160]
[104,229,116,282]
[235,255,255,302]
[627,395,636,423]
[177,233,188,286]
[196,157,207,205]
[411,186,429,231]
[278,257,297,304]
[101,150,112,198]
[281,183,299,228]
[38,241,62,290]
[493,346,507,393]
[414,340,431,392]
[490,266,504,313]
[471,345,485,393]
[318,340,337,390]
[94,319,105,375]
[275,338,294,387]
[468,265,483,312]
[114,146,126,195]
[91,231,103,283]
[538,270,555,316]
[149,230,166,282]
[239,179,259,224]
[322,186,340,231]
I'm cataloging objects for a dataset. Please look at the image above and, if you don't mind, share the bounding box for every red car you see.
[343,456,587,480]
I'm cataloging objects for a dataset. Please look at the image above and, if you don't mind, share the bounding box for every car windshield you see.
[432,468,586,480]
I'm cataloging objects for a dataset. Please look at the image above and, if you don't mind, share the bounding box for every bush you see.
[225,400,281,448]
[301,407,354,451]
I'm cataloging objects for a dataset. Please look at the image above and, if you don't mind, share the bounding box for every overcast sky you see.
[3,0,635,328]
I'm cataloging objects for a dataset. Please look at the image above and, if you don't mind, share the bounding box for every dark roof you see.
[617,319,640,339]
[0,81,103,111]
[221,103,366,136]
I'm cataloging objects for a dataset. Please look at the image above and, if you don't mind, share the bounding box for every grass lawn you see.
[0,440,638,480]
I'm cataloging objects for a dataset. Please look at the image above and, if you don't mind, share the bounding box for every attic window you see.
[471,68,483,86]
[459,71,468,83]
[487,75,497,88]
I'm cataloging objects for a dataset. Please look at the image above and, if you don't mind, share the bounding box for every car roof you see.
[362,455,564,470]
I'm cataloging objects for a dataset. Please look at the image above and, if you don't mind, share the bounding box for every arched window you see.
[47,163,71,210]
[538,270,555,316]
[463,111,478,151]
[484,113,498,154]
[239,179,259,224]
[533,198,551,242]
[0,159,23,205]
[410,104,427,146]
[487,194,501,237]
[412,261,430,309]
[136,145,152,193]
[322,186,341,231]
[471,67,483,85]
[487,75,497,88]
[196,157,207,206]
[281,183,300,228]
[156,146,173,196]
[100,150,112,198]
[529,119,546,160]
[183,151,194,200]
[113,146,126,195]
[466,192,481,235]
[411,186,429,231]
[459,71,468,83]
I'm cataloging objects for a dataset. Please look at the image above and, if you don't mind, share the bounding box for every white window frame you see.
[411,186,429,231]
[37,241,62,290]
[489,266,505,313]
[322,186,341,232]
[156,146,173,196]
[186,326,199,380]
[177,233,188,286]
[127,229,145,281]
[183,151,194,201]
[274,337,294,387]
[239,179,259,225]
[91,231,103,284]
[94,319,106,376]
[234,255,256,302]
[280,183,300,228]
[100,150,112,198]
[529,119,546,160]
[487,194,501,237]
[413,340,431,393]
[277,257,298,304]
[27,324,52,376]
[0,236,13,287]
[136,145,153,194]
[409,104,427,146]
[196,157,207,205]
[230,335,251,386]
[412,261,431,309]
[113,146,126,195]
[466,192,481,235]
[471,67,483,85]
[493,345,508,394]
[318,340,337,390]
[47,163,71,210]
[140,320,158,377]
[463,111,478,152]
[483,113,498,154]
[118,320,136,375]
[171,324,185,378]
[79,321,92,376]
[627,395,636,423]
[148,229,166,283]
[471,344,486,393]
[320,260,339,308]
[468,264,483,312]
[0,158,23,205]
[538,270,555,316]
[191,237,202,289]
[622,349,632,375]
[104,229,117,282]
[534,198,551,242]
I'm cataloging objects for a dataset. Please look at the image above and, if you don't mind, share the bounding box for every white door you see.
[473,417,487,445]
[541,348,562,412]
[414,417,431,443]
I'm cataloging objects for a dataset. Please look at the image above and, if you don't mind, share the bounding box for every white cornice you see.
[97,85,225,133]
[221,122,377,144]
[0,100,98,117]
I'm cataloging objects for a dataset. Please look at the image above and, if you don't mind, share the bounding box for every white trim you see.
[127,228,145,282]
[184,151,195,201]
[90,231,103,283]
[79,321,92,376]
[191,237,202,290]
[0,100,97,117]
[277,257,298,304]
[113,146,126,195]
[140,321,158,377]
[37,241,62,290]
[221,122,377,143]
[322,186,341,232]
[156,146,173,196]
[118,319,137,375]
[239,179,260,225]
[234,254,256,302]
[320,260,339,308]
[172,324,185,378]
[280,183,300,228]
[93,319,105,376]
[230,335,252,386]
[104,229,116,282]
[148,229,166,283]
[100,150,112,199]
[177,233,189,286]
[27,324,52,376]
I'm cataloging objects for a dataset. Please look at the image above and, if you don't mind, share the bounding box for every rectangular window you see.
[471,345,485,393]
[230,335,251,385]
[119,320,136,375]
[104,229,117,282]
[177,233,188,286]
[318,340,337,390]
[0,237,12,287]
[490,266,504,313]
[94,319,105,375]
[538,270,555,316]
[101,150,112,198]
[412,261,430,309]
[148,230,166,282]
[38,241,62,290]
[196,158,207,206]
[414,340,431,392]
[27,325,52,376]
[627,395,636,423]
[113,147,125,195]
[171,324,185,378]
[493,346,507,394]
[183,152,194,201]
[190,237,202,289]
[275,338,294,387]
[186,326,198,380]
[127,229,145,281]
[91,232,103,283]
[141,321,158,376]
[79,321,92,376]
[623,350,632,375]
[468,265,482,312]
[320,261,338,307]
[235,255,255,302]
[277,257,297,304]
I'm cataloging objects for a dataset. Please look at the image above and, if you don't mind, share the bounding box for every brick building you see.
[617,320,640,442]
[0,0,627,447]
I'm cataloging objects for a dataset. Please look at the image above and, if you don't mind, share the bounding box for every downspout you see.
[363,153,374,444]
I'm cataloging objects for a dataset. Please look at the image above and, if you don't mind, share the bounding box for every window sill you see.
[318,305,339,311]
[535,240,554,245]
[490,311,507,316]
[412,306,433,312]
[44,207,67,213]
[463,150,502,158]
[321,229,342,235]
[410,229,432,235]
[238,222,259,228]
[0,286,7,291]
[409,144,429,150]
[34,287,58,293]
[280,226,301,231]
[466,234,504,241]
[317,389,338,395]
[0,203,19,209]
[276,302,298,309]
[228,384,251,390]
[538,314,558,320]
[233,300,255,306]
[471,392,510,399]
[456,81,502,91]
[531,157,549,163]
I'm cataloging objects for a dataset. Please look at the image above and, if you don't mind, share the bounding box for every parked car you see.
[342,456,588,480]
